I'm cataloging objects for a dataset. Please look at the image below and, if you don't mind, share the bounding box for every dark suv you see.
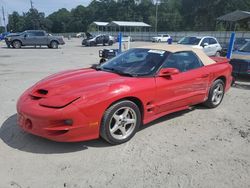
[5,30,65,49]
[82,34,114,46]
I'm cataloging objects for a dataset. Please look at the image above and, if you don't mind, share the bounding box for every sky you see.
[0,0,90,26]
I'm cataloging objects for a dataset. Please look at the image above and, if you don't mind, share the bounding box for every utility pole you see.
[155,0,159,34]
[30,0,34,9]
[2,6,7,32]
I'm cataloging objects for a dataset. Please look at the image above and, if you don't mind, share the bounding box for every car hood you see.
[29,68,129,108]
[232,51,250,60]
[6,33,21,37]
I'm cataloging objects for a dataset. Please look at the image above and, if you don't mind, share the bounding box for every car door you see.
[200,38,212,56]
[23,32,35,45]
[208,38,220,56]
[162,35,169,42]
[155,51,210,114]
[96,35,103,45]
[33,31,47,45]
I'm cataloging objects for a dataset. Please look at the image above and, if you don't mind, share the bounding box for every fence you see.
[55,31,250,45]
[93,31,250,45]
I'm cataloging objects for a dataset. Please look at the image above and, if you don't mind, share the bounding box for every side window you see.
[162,51,203,72]
[26,32,35,37]
[96,36,102,42]
[201,38,209,46]
[209,38,217,44]
[163,34,169,37]
[35,32,45,36]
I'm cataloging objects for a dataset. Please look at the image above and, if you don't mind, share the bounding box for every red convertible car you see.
[17,45,232,144]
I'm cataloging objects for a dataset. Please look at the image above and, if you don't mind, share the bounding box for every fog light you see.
[64,119,73,125]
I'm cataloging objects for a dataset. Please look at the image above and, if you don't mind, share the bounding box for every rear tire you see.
[12,40,21,49]
[100,100,141,145]
[204,79,225,108]
[50,41,58,49]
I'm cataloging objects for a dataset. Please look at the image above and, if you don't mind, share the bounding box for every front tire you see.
[100,100,141,144]
[204,79,225,108]
[50,41,58,49]
[12,40,21,49]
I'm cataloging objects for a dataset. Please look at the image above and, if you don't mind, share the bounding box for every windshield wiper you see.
[91,64,102,70]
[102,67,135,77]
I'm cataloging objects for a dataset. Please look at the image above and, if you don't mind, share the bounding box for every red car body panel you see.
[17,58,232,142]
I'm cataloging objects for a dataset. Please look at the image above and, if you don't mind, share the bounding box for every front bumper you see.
[5,38,12,47]
[152,38,158,42]
[17,94,100,142]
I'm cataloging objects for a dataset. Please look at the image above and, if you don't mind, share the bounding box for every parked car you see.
[178,36,222,56]
[17,45,232,144]
[4,30,65,49]
[76,32,84,38]
[82,34,114,46]
[152,34,171,42]
[230,41,250,78]
[221,38,250,56]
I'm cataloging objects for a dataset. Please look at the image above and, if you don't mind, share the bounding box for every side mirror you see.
[158,68,179,77]
[201,42,209,48]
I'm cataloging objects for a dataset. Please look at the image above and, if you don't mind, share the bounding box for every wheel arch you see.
[12,39,22,45]
[50,40,59,44]
[215,75,226,87]
[106,96,144,122]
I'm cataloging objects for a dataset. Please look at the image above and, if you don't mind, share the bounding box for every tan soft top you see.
[137,44,216,65]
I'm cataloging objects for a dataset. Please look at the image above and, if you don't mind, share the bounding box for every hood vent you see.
[37,89,48,95]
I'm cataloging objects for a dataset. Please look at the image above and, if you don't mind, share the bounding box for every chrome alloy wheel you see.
[211,83,224,106]
[109,107,137,140]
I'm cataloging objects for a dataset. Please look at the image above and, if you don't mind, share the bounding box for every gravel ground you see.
[0,38,250,188]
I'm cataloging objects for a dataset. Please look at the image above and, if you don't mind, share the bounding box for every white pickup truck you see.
[152,34,171,42]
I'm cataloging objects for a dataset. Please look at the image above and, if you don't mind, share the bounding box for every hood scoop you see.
[30,89,49,100]
[37,89,48,95]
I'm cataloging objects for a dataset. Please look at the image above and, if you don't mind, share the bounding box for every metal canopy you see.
[107,21,151,27]
[92,22,109,26]
[217,10,250,22]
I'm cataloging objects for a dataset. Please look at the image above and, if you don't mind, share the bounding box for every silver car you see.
[178,36,222,56]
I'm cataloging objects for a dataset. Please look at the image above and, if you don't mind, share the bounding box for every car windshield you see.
[238,42,250,53]
[99,48,170,76]
[178,37,201,45]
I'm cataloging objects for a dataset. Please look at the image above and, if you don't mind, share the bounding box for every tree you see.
[8,11,25,32]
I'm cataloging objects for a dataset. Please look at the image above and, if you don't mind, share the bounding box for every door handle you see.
[200,74,209,78]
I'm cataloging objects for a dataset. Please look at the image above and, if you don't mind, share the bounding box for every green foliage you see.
[6,0,250,33]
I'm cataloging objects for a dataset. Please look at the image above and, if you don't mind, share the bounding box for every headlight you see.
[7,37,11,41]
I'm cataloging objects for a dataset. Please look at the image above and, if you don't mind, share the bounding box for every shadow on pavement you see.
[1,107,202,154]
[140,108,193,131]
[0,114,110,154]
[233,76,250,90]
